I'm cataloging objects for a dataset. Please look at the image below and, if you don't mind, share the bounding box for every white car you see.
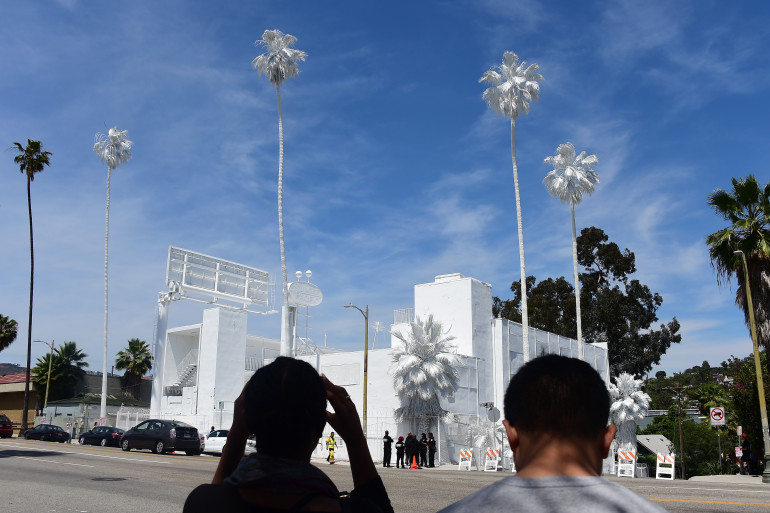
[203,429,256,455]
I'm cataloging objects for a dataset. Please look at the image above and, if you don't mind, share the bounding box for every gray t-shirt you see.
[438,475,668,513]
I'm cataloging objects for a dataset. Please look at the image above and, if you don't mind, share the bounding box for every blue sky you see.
[1,0,768,376]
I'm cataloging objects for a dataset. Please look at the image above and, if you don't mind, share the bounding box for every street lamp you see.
[34,339,55,412]
[344,304,368,438]
[734,249,770,483]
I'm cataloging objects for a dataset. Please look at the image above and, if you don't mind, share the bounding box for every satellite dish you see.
[487,407,501,422]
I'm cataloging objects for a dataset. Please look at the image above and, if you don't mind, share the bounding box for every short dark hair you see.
[504,354,609,440]
[244,357,327,455]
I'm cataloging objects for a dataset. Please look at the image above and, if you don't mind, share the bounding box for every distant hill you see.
[0,363,24,375]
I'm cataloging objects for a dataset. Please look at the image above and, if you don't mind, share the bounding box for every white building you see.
[151,272,608,466]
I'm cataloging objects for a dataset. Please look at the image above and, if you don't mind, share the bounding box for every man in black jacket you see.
[427,432,437,467]
[383,430,393,467]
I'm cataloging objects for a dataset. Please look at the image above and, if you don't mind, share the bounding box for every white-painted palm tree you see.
[391,315,460,433]
[93,126,133,421]
[252,29,307,357]
[543,142,599,359]
[609,373,650,456]
[480,51,543,361]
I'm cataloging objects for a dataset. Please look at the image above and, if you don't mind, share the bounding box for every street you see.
[2,439,770,512]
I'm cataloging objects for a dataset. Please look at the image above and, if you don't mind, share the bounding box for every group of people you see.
[382,430,437,468]
[183,354,668,512]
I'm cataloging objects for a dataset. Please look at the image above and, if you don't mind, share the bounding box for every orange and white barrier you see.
[458,448,476,471]
[617,450,636,478]
[484,448,502,472]
[655,453,675,480]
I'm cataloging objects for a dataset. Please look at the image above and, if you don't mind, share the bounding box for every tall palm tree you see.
[12,138,52,432]
[0,314,18,352]
[252,29,307,357]
[479,51,543,361]
[391,315,460,433]
[115,338,152,399]
[543,142,599,359]
[609,373,650,455]
[93,126,133,421]
[707,175,770,372]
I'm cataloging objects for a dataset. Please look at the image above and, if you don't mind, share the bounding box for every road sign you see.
[710,407,726,426]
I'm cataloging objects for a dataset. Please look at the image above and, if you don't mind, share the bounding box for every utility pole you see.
[668,385,688,479]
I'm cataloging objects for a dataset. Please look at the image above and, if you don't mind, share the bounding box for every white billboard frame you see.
[165,246,275,314]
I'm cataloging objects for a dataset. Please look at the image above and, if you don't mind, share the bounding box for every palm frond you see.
[93,127,133,170]
[543,142,599,205]
[252,29,307,86]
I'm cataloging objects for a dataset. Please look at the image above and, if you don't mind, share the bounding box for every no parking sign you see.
[710,407,726,426]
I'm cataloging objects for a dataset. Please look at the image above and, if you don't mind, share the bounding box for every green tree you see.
[641,407,724,478]
[252,29,307,357]
[707,175,770,372]
[480,51,543,361]
[494,227,681,376]
[115,338,152,399]
[32,341,88,402]
[12,138,52,431]
[729,353,769,459]
[0,314,18,352]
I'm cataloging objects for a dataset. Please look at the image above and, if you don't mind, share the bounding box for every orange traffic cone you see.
[410,455,419,469]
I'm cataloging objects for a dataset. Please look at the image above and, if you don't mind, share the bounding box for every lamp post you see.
[734,250,770,483]
[344,304,368,438]
[34,339,55,412]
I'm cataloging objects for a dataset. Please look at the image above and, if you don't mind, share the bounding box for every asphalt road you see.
[2,439,770,512]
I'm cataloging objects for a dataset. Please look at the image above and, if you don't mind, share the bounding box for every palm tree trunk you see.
[571,201,583,359]
[510,119,529,361]
[100,166,111,421]
[22,175,34,432]
[276,85,291,357]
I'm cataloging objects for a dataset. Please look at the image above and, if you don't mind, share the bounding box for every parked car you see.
[203,430,256,456]
[203,429,228,455]
[120,419,202,455]
[24,424,69,442]
[79,426,124,447]
[0,414,13,438]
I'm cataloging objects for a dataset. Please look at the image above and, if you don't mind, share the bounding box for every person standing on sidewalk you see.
[427,432,437,467]
[395,436,405,468]
[326,432,337,464]
[382,430,393,467]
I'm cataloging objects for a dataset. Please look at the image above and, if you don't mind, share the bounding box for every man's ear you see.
[601,424,617,458]
[503,419,519,453]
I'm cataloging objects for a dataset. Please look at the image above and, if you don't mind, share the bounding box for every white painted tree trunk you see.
[510,120,529,361]
[617,419,638,454]
[100,166,111,421]
[276,85,291,357]
[571,201,583,359]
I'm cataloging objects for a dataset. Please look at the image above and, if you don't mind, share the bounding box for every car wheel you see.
[154,440,165,454]
[24,433,31,440]
[100,438,107,447]
[121,439,130,452]
[79,436,86,445]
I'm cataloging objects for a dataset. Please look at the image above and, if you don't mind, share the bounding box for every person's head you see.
[244,356,327,459]
[504,354,609,440]
[407,431,412,437]
[428,432,433,438]
[421,433,426,439]
[330,432,335,438]
[385,430,389,436]
[398,436,404,441]
[503,354,614,474]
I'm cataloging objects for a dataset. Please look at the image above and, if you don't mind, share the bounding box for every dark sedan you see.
[120,419,202,455]
[79,426,124,447]
[24,424,69,442]
[0,413,13,438]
